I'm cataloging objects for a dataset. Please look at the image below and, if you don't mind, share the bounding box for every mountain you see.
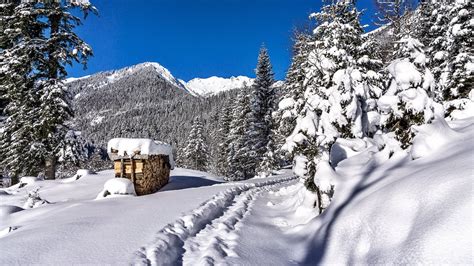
[66,62,241,171]
[66,62,191,93]
[181,76,254,97]
[67,63,254,98]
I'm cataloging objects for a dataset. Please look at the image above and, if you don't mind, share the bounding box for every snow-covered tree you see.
[0,2,46,182]
[215,101,233,176]
[0,0,96,183]
[57,130,89,166]
[226,86,252,181]
[426,1,473,116]
[275,33,312,166]
[378,37,443,148]
[35,0,95,179]
[282,0,383,213]
[182,117,209,171]
[245,46,276,177]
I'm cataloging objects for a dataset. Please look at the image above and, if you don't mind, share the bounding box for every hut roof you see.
[107,138,175,169]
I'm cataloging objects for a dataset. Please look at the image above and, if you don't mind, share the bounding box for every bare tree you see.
[373,0,417,34]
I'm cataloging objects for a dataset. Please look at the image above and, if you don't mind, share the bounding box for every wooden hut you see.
[107,138,175,196]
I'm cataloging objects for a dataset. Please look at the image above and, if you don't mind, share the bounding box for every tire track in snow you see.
[131,176,297,266]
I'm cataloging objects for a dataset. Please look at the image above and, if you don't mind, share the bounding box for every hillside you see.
[66,62,239,162]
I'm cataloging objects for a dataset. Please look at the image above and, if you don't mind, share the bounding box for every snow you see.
[297,117,474,264]
[64,75,91,83]
[0,119,472,264]
[0,168,293,265]
[278,97,295,110]
[107,138,175,169]
[96,178,136,199]
[90,115,104,126]
[387,59,422,90]
[183,76,254,97]
[221,117,473,265]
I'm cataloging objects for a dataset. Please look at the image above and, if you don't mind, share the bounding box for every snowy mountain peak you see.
[183,76,255,97]
[123,62,189,91]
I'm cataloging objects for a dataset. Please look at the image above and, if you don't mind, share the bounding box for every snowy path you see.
[132,175,298,265]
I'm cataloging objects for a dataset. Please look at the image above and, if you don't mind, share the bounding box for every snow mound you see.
[411,117,461,159]
[330,138,370,166]
[297,116,474,265]
[96,178,136,199]
[0,205,24,219]
[62,169,95,183]
[12,176,40,188]
[0,226,19,238]
[107,138,175,169]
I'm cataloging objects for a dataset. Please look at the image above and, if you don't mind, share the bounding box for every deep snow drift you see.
[247,116,473,265]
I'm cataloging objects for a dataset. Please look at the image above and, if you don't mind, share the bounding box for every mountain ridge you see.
[67,62,258,97]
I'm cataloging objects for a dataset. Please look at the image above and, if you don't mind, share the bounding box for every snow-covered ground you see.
[0,168,295,265]
[1,118,472,265]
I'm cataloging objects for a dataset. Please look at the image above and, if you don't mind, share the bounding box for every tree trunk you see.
[44,157,56,180]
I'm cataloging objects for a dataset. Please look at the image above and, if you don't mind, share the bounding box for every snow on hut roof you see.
[107,138,175,168]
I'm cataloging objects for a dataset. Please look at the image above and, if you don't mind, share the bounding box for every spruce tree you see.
[36,0,95,179]
[378,37,443,148]
[226,85,252,181]
[245,46,275,177]
[182,117,209,171]
[215,101,233,176]
[0,1,96,182]
[282,1,383,213]
[0,2,45,182]
[427,1,473,116]
[275,33,312,166]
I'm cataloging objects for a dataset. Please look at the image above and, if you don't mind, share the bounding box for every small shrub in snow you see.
[96,178,136,199]
[23,188,50,209]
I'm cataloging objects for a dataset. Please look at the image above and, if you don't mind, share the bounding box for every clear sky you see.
[68,0,379,81]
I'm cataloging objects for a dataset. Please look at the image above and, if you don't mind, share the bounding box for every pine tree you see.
[245,46,275,177]
[226,86,252,181]
[36,0,95,179]
[378,37,443,148]
[275,33,312,166]
[215,101,233,176]
[57,130,89,166]
[0,2,45,183]
[427,1,473,116]
[282,1,383,213]
[182,117,209,171]
[0,1,96,183]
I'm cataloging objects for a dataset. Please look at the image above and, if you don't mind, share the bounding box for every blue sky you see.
[68,0,378,81]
